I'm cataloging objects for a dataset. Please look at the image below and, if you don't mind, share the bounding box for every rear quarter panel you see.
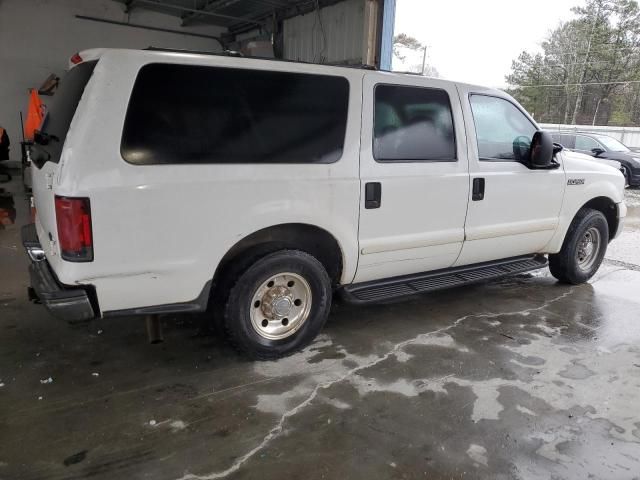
[53,51,363,313]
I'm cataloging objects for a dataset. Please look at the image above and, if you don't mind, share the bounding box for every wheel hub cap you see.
[250,272,312,340]
[260,287,294,318]
[576,227,601,271]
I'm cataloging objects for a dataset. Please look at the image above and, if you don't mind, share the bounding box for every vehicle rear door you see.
[30,61,97,254]
[355,73,469,283]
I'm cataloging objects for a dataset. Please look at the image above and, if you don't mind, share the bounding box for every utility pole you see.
[572,5,601,124]
[421,46,427,75]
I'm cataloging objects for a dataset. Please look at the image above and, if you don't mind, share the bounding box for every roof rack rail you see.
[145,47,243,56]
[144,46,378,71]
[393,70,423,76]
[325,62,377,70]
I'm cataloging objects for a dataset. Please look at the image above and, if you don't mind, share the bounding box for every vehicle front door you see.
[455,88,566,266]
[355,74,469,283]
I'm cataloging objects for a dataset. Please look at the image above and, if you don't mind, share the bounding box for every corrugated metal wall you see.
[541,124,640,149]
[283,0,365,64]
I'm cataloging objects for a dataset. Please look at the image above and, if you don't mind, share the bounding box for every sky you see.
[393,0,579,87]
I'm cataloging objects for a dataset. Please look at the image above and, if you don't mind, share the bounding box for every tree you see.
[392,33,440,77]
[506,0,640,126]
[393,33,423,62]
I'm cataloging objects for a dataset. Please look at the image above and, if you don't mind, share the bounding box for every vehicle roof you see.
[84,47,504,94]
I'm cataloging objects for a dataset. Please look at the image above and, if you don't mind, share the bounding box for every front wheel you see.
[549,208,609,284]
[224,250,332,360]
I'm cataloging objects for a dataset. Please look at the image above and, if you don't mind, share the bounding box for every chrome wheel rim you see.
[249,272,312,340]
[576,227,601,271]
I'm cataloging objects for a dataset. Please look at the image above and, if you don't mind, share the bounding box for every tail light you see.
[70,52,83,65]
[55,196,93,262]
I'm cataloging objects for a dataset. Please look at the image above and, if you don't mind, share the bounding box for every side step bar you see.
[341,255,548,304]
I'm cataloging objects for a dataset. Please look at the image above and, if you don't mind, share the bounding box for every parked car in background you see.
[550,131,640,187]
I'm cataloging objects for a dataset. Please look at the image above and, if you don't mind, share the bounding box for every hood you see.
[561,149,621,172]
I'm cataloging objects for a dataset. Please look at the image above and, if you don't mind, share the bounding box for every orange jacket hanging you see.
[25,89,45,141]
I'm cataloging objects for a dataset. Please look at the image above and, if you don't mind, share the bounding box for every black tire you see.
[549,208,609,284]
[223,250,332,360]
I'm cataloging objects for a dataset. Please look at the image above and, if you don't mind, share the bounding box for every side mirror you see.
[529,131,554,168]
[592,147,605,156]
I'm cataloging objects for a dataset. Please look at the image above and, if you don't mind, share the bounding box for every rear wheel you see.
[224,250,332,360]
[549,208,608,284]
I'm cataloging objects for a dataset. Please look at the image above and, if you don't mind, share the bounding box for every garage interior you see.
[2,1,640,479]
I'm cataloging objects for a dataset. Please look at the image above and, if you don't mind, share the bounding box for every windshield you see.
[37,61,97,162]
[596,135,629,152]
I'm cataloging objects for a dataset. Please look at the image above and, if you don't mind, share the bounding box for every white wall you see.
[0,0,225,163]
[283,0,366,64]
[540,124,640,149]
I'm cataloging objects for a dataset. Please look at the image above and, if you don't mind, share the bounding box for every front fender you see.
[544,164,625,253]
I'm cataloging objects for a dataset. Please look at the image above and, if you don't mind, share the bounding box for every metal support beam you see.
[75,15,225,48]
[228,0,344,35]
[132,0,264,26]
[379,0,396,70]
[181,0,243,26]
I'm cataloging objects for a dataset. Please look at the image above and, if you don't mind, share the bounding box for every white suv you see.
[23,49,626,359]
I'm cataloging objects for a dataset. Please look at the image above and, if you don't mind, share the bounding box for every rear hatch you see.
[30,61,97,256]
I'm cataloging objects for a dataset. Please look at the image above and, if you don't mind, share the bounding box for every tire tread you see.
[549,208,608,284]
[223,249,331,360]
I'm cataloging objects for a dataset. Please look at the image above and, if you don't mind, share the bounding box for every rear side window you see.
[575,135,600,151]
[39,61,97,163]
[373,84,456,162]
[551,133,575,148]
[559,134,576,149]
[121,63,350,165]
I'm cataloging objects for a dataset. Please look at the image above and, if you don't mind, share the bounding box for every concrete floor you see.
[1,176,640,480]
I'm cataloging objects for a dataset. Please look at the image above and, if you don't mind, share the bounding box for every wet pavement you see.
[1,175,640,480]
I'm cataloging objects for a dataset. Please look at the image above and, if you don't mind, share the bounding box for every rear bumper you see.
[21,224,96,322]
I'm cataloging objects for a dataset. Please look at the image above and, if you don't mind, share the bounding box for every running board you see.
[341,255,548,304]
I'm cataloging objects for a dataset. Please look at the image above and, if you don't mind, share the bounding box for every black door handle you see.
[365,182,381,209]
[472,178,485,201]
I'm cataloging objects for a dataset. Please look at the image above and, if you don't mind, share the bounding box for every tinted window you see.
[373,85,455,162]
[121,64,350,165]
[596,135,629,152]
[575,135,600,151]
[560,134,576,149]
[469,95,537,161]
[551,134,575,149]
[39,61,97,163]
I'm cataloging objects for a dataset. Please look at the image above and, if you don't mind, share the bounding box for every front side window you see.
[575,135,600,151]
[469,94,537,161]
[121,64,349,165]
[373,84,456,162]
